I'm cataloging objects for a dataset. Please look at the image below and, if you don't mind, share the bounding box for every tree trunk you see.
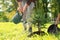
[37,22,41,32]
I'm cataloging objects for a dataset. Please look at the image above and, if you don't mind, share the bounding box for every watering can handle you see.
[16,10,23,16]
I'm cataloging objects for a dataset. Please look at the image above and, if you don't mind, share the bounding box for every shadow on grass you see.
[28,31,47,37]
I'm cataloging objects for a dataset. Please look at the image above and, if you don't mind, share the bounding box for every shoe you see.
[29,27,32,33]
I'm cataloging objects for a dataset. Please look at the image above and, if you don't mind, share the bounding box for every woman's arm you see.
[17,0,22,7]
[23,0,36,12]
[27,0,36,5]
[17,0,23,13]
[17,0,36,13]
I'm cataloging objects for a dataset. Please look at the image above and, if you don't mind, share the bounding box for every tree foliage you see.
[31,0,50,31]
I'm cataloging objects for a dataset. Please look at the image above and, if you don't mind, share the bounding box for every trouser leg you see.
[22,12,27,30]
[28,22,32,32]
[22,3,34,32]
[23,21,27,30]
[22,14,32,32]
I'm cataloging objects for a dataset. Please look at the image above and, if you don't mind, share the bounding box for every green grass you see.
[0,22,60,40]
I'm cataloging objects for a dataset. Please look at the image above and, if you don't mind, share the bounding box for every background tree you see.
[0,0,17,22]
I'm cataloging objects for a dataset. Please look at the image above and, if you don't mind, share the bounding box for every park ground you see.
[0,22,60,40]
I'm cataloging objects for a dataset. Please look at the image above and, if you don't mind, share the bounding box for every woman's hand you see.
[23,3,29,13]
[17,6,23,13]
[17,3,29,13]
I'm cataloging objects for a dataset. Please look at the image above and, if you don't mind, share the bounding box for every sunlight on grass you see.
[0,22,60,40]
[7,10,16,20]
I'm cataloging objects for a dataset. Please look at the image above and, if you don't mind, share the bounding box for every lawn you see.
[0,22,60,40]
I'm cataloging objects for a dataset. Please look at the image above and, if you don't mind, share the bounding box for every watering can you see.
[11,11,23,24]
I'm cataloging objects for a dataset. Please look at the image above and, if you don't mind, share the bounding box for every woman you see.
[17,0,36,32]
